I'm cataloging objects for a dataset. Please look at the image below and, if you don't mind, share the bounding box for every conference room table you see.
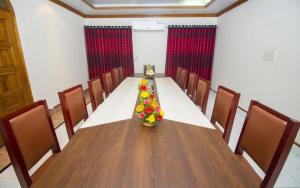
[32,75,258,188]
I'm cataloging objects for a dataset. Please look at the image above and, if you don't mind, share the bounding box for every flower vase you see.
[142,122,156,127]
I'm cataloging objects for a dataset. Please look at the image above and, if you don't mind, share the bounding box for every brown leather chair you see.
[118,66,124,81]
[179,68,188,90]
[112,68,120,88]
[102,72,113,96]
[211,86,240,143]
[0,100,60,188]
[88,78,105,112]
[194,78,211,114]
[58,85,88,139]
[175,67,183,84]
[235,100,300,188]
[186,72,198,98]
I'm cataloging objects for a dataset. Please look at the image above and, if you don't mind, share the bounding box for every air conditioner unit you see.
[132,21,165,31]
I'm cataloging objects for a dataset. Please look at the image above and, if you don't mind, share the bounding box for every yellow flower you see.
[151,101,158,109]
[140,91,149,98]
[147,114,156,123]
[140,79,148,86]
[135,104,144,113]
[159,110,164,117]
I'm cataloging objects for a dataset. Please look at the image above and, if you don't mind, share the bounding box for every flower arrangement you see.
[135,79,164,127]
[145,64,155,77]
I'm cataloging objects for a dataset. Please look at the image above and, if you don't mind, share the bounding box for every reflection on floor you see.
[0,90,299,187]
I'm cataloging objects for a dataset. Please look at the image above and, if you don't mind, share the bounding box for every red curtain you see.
[84,26,134,79]
[165,25,216,80]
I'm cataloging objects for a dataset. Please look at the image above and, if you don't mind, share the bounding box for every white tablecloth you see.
[155,77,215,129]
[80,77,140,129]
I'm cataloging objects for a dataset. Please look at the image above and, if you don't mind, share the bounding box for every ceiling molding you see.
[85,13,217,18]
[49,0,247,18]
[81,0,216,10]
[217,0,247,16]
[49,0,85,17]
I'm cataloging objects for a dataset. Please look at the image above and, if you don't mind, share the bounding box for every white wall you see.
[11,0,88,108]
[212,0,300,142]
[85,18,217,73]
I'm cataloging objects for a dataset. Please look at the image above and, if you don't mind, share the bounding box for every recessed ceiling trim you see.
[85,13,218,18]
[49,0,248,18]
[82,0,216,10]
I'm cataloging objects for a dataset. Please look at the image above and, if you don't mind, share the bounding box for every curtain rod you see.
[84,26,131,29]
[168,25,217,28]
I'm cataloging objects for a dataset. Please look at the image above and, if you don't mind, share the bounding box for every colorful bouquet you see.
[135,79,164,127]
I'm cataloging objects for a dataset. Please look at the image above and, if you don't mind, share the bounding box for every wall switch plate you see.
[263,49,277,62]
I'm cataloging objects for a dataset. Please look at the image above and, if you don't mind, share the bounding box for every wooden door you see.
[0,0,33,146]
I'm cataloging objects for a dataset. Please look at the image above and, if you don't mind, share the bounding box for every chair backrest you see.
[175,67,183,83]
[179,68,188,90]
[211,86,240,143]
[235,100,300,188]
[112,68,120,87]
[118,67,124,81]
[102,72,113,96]
[194,78,211,114]
[88,78,104,112]
[187,72,198,98]
[58,85,88,139]
[0,100,60,187]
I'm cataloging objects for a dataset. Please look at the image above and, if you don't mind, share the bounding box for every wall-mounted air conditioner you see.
[132,21,165,31]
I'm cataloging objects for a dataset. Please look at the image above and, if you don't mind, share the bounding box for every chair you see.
[186,72,198,98]
[235,100,300,188]
[118,67,124,81]
[175,67,183,84]
[194,78,211,114]
[102,72,113,96]
[179,68,188,90]
[211,86,240,143]
[58,85,88,139]
[0,100,60,188]
[88,78,105,112]
[112,68,120,88]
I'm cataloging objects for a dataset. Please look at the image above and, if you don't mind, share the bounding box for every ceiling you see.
[50,0,247,18]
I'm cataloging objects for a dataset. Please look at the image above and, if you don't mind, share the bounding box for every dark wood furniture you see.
[178,68,188,90]
[102,72,114,96]
[211,86,240,143]
[0,100,60,188]
[194,78,211,114]
[186,72,198,98]
[175,67,183,84]
[31,119,258,188]
[88,78,105,112]
[31,78,257,188]
[118,67,124,81]
[112,68,120,87]
[58,85,88,139]
[235,100,300,188]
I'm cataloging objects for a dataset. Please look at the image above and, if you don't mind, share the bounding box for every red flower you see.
[157,115,163,121]
[145,106,152,114]
[150,94,155,99]
[140,85,147,91]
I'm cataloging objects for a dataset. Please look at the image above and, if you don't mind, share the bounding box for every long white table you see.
[155,77,215,129]
[81,77,140,128]
[81,76,214,129]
